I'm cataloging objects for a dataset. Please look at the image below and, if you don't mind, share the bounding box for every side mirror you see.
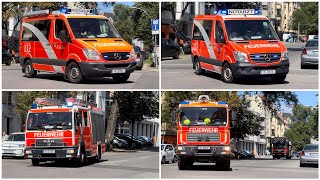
[59,30,70,42]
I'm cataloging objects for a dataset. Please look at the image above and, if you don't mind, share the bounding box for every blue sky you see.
[97,2,135,13]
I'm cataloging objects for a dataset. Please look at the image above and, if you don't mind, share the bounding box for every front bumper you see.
[25,147,78,160]
[177,146,230,162]
[230,60,289,77]
[300,156,319,165]
[2,148,25,157]
[78,61,136,78]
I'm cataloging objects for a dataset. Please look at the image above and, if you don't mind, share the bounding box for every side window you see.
[22,22,36,41]
[22,20,50,41]
[165,145,170,150]
[83,112,88,126]
[193,20,213,40]
[169,145,173,150]
[34,20,51,39]
[215,21,225,43]
[55,19,70,40]
[193,24,202,40]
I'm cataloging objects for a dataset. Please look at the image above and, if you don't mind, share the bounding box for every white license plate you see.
[112,69,125,73]
[260,70,276,75]
[43,150,55,154]
[198,146,210,150]
[313,51,318,55]
[3,150,12,153]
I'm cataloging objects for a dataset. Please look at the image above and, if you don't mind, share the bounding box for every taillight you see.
[137,54,141,58]
[302,48,307,55]
[301,151,305,156]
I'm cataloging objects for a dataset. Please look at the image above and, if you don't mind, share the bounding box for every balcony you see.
[276,4,282,9]
[260,121,265,127]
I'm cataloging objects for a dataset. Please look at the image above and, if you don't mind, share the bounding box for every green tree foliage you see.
[113,4,135,43]
[289,2,318,35]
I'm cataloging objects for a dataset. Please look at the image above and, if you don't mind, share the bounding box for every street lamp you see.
[130,6,152,20]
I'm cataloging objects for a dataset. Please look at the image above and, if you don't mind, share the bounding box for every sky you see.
[97,2,135,13]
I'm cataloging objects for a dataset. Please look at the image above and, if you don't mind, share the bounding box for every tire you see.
[95,147,101,163]
[112,74,130,83]
[66,62,83,84]
[32,159,40,166]
[194,59,204,75]
[300,163,305,167]
[286,156,291,159]
[273,156,276,159]
[136,64,143,70]
[77,147,86,167]
[173,53,179,59]
[216,159,230,171]
[222,63,235,83]
[161,156,166,164]
[5,60,11,66]
[277,157,280,159]
[301,63,306,69]
[178,158,187,170]
[271,75,286,83]
[25,60,37,78]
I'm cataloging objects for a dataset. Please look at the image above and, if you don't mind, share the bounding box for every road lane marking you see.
[140,156,151,159]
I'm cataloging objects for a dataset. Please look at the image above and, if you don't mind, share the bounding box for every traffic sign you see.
[151,19,159,31]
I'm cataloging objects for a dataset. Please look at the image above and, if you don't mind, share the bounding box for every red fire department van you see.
[171,95,236,170]
[272,137,292,159]
[191,9,289,83]
[25,98,106,166]
[20,8,137,83]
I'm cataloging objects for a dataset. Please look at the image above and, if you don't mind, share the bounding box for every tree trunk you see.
[176,2,191,32]
[131,120,135,148]
[105,92,119,149]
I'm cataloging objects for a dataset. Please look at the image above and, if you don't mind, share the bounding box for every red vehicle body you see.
[272,137,292,159]
[172,95,235,170]
[25,98,106,166]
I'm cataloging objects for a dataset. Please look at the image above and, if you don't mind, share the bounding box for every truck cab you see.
[191,9,289,83]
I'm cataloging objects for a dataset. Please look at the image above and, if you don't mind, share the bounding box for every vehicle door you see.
[167,39,178,56]
[214,20,227,64]
[167,145,174,160]
[192,19,214,62]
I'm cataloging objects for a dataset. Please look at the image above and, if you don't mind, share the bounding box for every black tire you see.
[271,75,286,83]
[5,59,11,66]
[25,60,37,78]
[301,63,306,69]
[216,159,230,171]
[95,146,101,163]
[300,163,305,167]
[194,59,204,75]
[173,53,179,59]
[161,156,166,164]
[136,64,143,70]
[222,63,235,83]
[113,144,119,149]
[286,156,291,159]
[273,156,276,159]
[66,62,83,84]
[77,147,86,167]
[32,159,40,166]
[178,158,187,170]
[112,74,130,83]
[277,156,280,159]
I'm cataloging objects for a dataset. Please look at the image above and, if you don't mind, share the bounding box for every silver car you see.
[300,144,318,167]
[301,39,318,69]
[161,144,175,164]
[2,132,26,158]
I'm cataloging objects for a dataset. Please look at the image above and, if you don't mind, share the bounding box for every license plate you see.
[3,150,12,153]
[260,70,276,75]
[112,69,125,73]
[43,150,55,154]
[198,146,210,150]
[313,51,318,55]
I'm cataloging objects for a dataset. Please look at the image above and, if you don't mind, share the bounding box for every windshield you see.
[180,107,227,126]
[68,18,121,38]
[225,20,278,41]
[273,144,286,148]
[27,112,72,130]
[303,145,318,151]
[306,40,318,47]
[5,134,25,141]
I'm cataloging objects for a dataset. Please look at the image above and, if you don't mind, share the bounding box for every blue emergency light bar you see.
[179,101,190,104]
[213,9,261,15]
[60,7,95,15]
[217,102,228,105]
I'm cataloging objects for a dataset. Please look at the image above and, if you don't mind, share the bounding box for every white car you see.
[2,132,26,158]
[161,144,175,164]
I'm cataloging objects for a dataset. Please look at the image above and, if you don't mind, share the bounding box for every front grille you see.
[196,149,212,154]
[250,53,281,63]
[187,133,220,142]
[35,139,63,147]
[101,52,130,61]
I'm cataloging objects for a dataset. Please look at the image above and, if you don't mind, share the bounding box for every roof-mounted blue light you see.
[216,9,261,15]
[66,102,73,107]
[59,7,94,15]
[213,10,218,15]
[179,101,190,104]
[218,102,228,105]
[220,10,227,15]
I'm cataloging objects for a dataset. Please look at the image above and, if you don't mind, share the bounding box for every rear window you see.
[303,145,318,151]
[306,40,318,47]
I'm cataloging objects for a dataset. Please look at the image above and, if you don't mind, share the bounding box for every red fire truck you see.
[171,95,236,170]
[25,98,106,166]
[272,137,292,159]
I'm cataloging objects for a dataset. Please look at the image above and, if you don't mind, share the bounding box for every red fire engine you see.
[25,98,106,166]
[272,137,292,159]
[171,95,236,170]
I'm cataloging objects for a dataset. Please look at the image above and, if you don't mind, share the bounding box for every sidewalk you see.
[254,155,273,159]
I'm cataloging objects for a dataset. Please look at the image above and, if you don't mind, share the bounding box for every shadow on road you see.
[286,47,303,51]
[179,164,233,171]
[30,158,109,168]
[25,74,135,85]
[161,57,181,61]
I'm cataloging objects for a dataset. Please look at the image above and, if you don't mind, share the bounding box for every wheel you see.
[277,156,280,159]
[66,62,83,83]
[25,60,37,78]
[95,147,101,163]
[194,59,204,75]
[172,155,177,163]
[173,53,179,59]
[136,64,143,70]
[178,158,187,170]
[32,159,40,166]
[112,74,130,83]
[271,75,286,83]
[222,63,235,83]
[113,144,119,149]
[301,63,306,69]
[77,147,86,167]
[5,60,11,66]
[161,156,166,164]
[273,156,275,159]
[300,163,305,167]
[216,159,230,171]
[286,156,291,159]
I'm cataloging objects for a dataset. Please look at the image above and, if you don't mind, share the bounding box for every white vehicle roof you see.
[222,15,268,20]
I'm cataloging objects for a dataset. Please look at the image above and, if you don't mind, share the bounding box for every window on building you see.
[271,129,275,136]
[8,92,12,105]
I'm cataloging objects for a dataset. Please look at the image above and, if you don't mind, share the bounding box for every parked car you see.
[138,136,154,147]
[238,150,254,159]
[301,39,318,69]
[114,134,143,149]
[292,151,301,158]
[2,132,26,158]
[2,38,12,66]
[161,38,180,59]
[161,144,175,164]
[112,137,128,149]
[176,31,191,54]
[300,144,318,167]
[133,46,145,70]
[313,35,318,39]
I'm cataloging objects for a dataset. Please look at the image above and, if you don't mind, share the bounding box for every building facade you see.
[2,92,23,135]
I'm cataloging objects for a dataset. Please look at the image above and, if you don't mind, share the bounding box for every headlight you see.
[25,150,32,154]
[282,50,288,60]
[177,146,184,151]
[233,51,249,62]
[224,146,231,151]
[18,144,25,148]
[83,48,101,60]
[130,48,136,59]
[67,149,75,154]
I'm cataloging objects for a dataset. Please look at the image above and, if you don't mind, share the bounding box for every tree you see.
[289,2,318,35]
[113,4,135,43]
[105,92,119,148]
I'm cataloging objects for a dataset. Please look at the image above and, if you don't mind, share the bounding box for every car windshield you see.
[68,18,121,38]
[273,144,286,148]
[305,40,318,47]
[27,112,72,130]
[5,133,25,141]
[303,145,318,151]
[225,20,278,41]
[180,107,227,126]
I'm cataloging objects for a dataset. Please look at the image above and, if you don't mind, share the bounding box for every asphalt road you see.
[161,43,318,89]
[2,150,159,178]
[2,64,159,89]
[161,158,318,178]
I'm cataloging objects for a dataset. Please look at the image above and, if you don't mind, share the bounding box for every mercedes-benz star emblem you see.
[114,53,121,60]
[264,54,271,61]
